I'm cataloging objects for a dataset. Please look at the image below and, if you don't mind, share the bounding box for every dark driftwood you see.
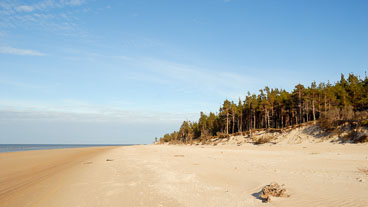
[259,182,289,203]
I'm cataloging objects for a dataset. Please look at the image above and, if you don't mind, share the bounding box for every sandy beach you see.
[1,143,368,207]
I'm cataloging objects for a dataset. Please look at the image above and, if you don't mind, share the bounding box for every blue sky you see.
[0,0,367,144]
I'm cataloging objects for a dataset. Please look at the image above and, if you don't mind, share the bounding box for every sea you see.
[0,144,131,153]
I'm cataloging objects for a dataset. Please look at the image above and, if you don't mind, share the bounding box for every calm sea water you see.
[0,144,131,153]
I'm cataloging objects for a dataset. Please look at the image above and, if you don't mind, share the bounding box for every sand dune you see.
[0,143,367,207]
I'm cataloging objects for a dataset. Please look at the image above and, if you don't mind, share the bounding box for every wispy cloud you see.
[3,0,86,14]
[0,79,41,89]
[114,55,132,61]
[61,0,85,6]
[0,46,46,56]
[0,99,198,123]
[15,5,34,12]
[121,57,259,99]
[0,0,89,38]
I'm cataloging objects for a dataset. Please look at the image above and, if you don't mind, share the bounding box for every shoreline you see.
[0,144,135,153]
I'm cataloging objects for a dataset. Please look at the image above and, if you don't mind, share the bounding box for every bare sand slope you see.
[1,143,368,207]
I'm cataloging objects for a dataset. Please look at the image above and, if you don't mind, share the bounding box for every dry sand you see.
[1,143,368,207]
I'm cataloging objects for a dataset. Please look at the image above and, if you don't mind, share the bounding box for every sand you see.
[1,143,368,207]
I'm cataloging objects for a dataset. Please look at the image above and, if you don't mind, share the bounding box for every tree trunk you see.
[281,108,284,128]
[295,110,298,125]
[250,113,252,131]
[324,93,327,113]
[306,101,309,122]
[267,109,270,128]
[239,112,243,132]
[264,108,267,128]
[237,117,240,132]
[226,111,229,135]
[253,109,256,129]
[312,98,316,121]
[232,113,235,134]
[318,94,321,116]
[298,89,302,124]
[271,105,274,128]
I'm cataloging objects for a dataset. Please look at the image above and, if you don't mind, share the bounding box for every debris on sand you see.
[174,155,184,157]
[260,182,289,203]
[358,167,368,175]
[83,162,93,164]
[356,177,365,182]
[106,159,114,161]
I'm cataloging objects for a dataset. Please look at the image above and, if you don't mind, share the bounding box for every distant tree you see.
[231,101,237,133]
[237,98,243,133]
[220,100,231,134]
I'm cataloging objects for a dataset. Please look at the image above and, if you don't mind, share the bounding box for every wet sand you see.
[0,146,116,207]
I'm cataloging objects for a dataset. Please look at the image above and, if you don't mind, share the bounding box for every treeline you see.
[157,73,368,144]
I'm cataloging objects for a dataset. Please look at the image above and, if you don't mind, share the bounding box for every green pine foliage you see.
[158,73,368,144]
